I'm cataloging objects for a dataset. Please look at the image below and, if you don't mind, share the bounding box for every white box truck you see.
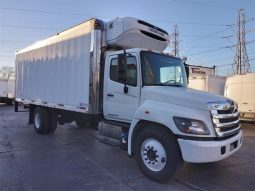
[15,17,242,182]
[0,79,15,105]
[225,73,255,121]
[189,76,226,95]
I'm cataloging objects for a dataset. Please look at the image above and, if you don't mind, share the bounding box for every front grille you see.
[217,108,237,114]
[219,115,239,123]
[210,101,241,137]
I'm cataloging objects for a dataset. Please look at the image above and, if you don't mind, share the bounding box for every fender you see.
[128,99,214,155]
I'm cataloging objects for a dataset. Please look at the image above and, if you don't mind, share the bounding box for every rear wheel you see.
[33,107,50,134]
[134,126,182,182]
[33,107,57,134]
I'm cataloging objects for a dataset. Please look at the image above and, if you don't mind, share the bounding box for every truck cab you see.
[103,48,242,181]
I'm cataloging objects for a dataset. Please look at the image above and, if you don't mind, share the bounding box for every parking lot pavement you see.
[0,104,254,191]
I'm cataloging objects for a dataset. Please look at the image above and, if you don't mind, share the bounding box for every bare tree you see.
[0,66,15,80]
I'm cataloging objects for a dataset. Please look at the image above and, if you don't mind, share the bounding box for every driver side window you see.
[110,56,137,86]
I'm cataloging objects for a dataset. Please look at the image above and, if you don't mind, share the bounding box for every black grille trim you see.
[219,116,239,123]
[218,108,237,114]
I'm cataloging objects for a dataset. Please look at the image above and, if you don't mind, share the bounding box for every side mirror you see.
[117,54,127,83]
[184,63,189,83]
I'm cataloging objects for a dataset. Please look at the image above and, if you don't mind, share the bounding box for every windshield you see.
[140,51,187,87]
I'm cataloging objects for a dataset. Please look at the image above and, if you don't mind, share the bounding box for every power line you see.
[0,6,112,18]
[183,27,233,54]
[0,6,232,27]
[181,28,254,38]
[194,51,255,66]
[246,17,255,23]
[0,40,31,43]
[148,19,227,26]
[216,58,255,67]
[0,24,62,31]
[186,40,255,56]
[170,0,238,11]
[186,47,227,56]
[182,35,229,38]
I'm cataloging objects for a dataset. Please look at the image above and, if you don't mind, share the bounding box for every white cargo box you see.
[225,73,255,121]
[15,19,102,114]
[105,17,169,52]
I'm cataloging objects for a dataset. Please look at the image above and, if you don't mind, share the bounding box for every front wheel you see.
[134,126,182,182]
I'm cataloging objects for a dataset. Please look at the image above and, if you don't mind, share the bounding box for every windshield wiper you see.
[155,83,183,87]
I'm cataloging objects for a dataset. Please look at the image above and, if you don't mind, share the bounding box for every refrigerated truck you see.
[15,17,242,182]
[0,79,15,105]
[225,73,255,121]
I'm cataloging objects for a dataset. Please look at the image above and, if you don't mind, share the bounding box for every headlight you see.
[173,117,210,135]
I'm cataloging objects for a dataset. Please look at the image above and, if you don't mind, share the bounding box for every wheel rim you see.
[141,138,167,172]
[34,112,41,129]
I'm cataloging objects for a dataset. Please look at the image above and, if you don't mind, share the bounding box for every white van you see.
[225,73,255,121]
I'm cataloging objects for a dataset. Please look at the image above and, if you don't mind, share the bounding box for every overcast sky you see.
[0,0,254,75]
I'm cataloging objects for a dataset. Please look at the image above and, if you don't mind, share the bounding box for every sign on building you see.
[189,65,215,78]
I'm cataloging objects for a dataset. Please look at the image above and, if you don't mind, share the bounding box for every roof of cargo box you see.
[15,18,104,55]
[16,17,170,55]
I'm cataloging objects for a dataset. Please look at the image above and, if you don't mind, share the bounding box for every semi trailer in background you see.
[187,65,226,96]
[225,73,255,121]
[0,79,15,105]
[15,17,242,182]
[189,76,226,96]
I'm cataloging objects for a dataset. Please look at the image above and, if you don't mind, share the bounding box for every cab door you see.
[103,52,140,123]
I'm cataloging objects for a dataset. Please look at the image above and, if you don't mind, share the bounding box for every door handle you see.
[107,93,114,97]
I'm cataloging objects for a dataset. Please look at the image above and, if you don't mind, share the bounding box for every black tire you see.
[33,107,50,134]
[134,126,182,182]
[48,109,58,133]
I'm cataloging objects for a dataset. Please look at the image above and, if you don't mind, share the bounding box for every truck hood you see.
[141,86,228,111]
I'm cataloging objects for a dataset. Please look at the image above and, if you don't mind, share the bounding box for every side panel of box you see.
[15,20,94,113]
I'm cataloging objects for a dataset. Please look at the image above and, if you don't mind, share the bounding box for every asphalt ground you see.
[0,104,254,191]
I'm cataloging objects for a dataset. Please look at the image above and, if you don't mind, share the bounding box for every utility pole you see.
[171,25,180,57]
[233,9,250,74]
